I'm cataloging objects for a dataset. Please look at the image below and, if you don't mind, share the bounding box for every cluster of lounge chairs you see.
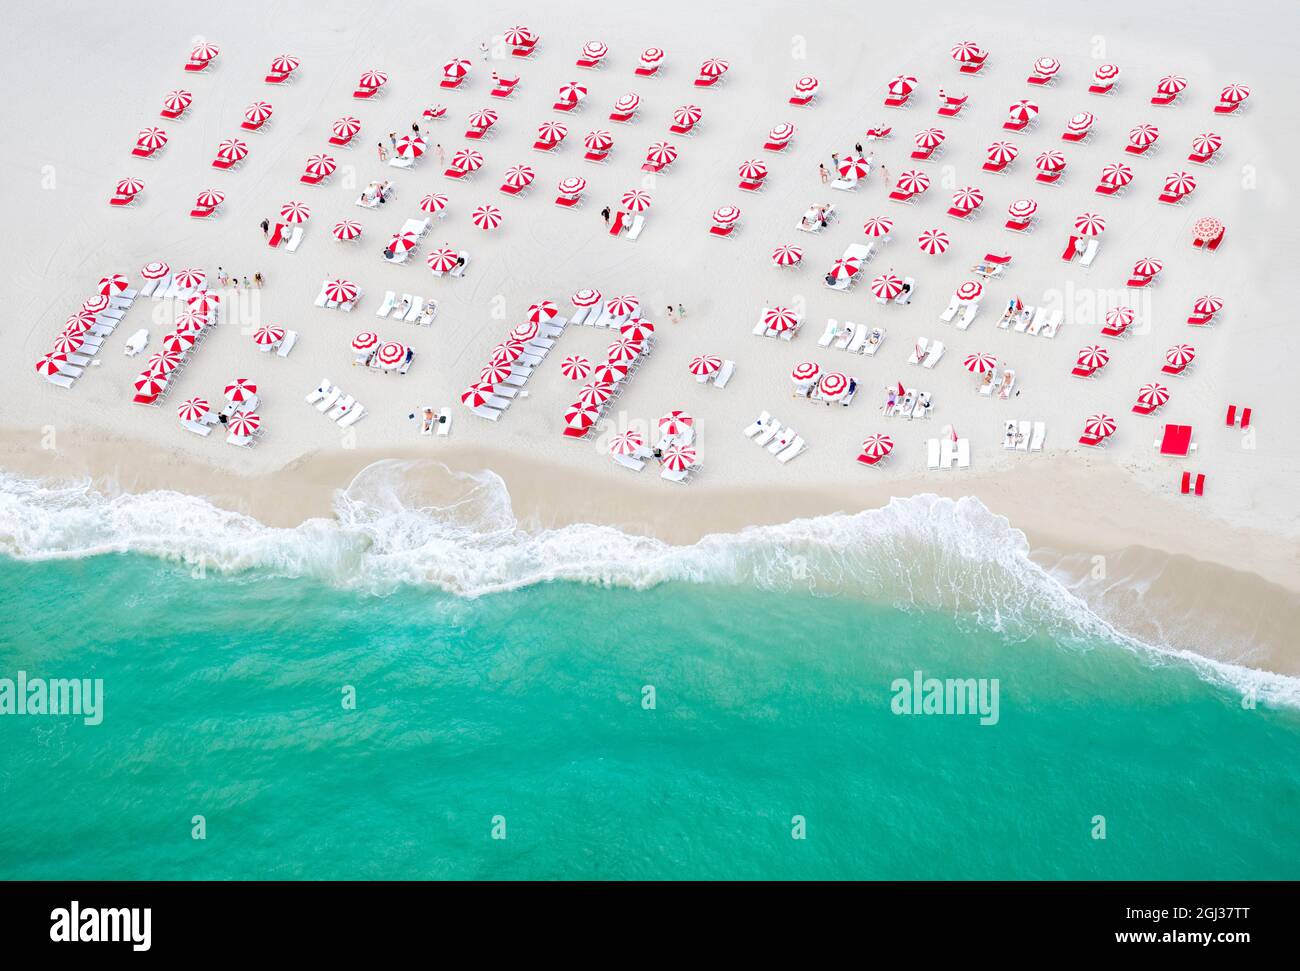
[818,320,885,355]
[742,412,806,463]
[305,379,366,428]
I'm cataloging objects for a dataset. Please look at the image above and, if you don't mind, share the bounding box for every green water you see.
[1,553,1297,880]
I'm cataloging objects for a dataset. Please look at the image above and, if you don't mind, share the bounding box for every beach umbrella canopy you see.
[591,362,627,384]
[188,290,220,314]
[536,121,568,143]
[791,361,820,384]
[374,341,408,368]
[244,101,274,125]
[771,244,803,266]
[712,205,741,225]
[572,288,603,307]
[661,445,697,473]
[607,337,644,363]
[1164,171,1197,195]
[739,159,768,181]
[332,219,363,241]
[1219,83,1251,104]
[526,301,559,324]
[177,397,210,422]
[1074,212,1107,236]
[582,41,608,60]
[561,355,591,381]
[606,295,640,317]
[763,307,800,330]
[388,230,418,253]
[227,412,260,437]
[97,273,128,296]
[1191,132,1222,156]
[37,353,76,376]
[491,340,526,366]
[862,216,894,238]
[1084,413,1116,438]
[1099,161,1134,187]
[618,189,653,213]
[162,90,192,113]
[613,93,641,113]
[174,268,206,290]
[1007,99,1039,123]
[558,82,588,104]
[133,371,167,396]
[1067,111,1095,133]
[828,257,861,282]
[640,47,665,68]
[914,127,946,150]
[426,247,457,272]
[896,169,930,193]
[304,153,336,176]
[794,76,819,95]
[577,380,614,407]
[418,193,449,215]
[64,313,96,335]
[768,123,795,143]
[1193,295,1223,315]
[1077,345,1110,369]
[1008,198,1038,218]
[224,378,257,402]
[451,149,486,172]
[82,294,112,313]
[608,430,645,457]
[918,229,950,255]
[689,354,722,377]
[871,273,904,300]
[161,332,195,354]
[146,349,183,373]
[442,59,471,80]
[1094,63,1120,82]
[141,261,170,280]
[50,333,84,355]
[1034,150,1066,173]
[1032,56,1061,78]
[332,116,362,139]
[818,371,850,399]
[395,135,426,159]
[1156,74,1187,95]
[887,74,917,97]
[468,108,499,130]
[173,311,207,334]
[1166,344,1196,367]
[216,138,249,162]
[190,42,220,63]
[1138,383,1170,408]
[471,204,503,230]
[699,58,729,77]
[584,129,614,151]
[504,27,533,46]
[564,403,599,431]
[557,176,587,196]
[950,41,985,63]
[1128,124,1160,148]
[461,383,497,408]
[955,280,984,302]
[952,186,984,210]
[964,352,997,374]
[621,320,655,341]
[114,176,144,195]
[646,141,678,165]
[986,141,1019,165]
[1105,307,1135,328]
[861,434,894,459]
[673,104,703,126]
[324,279,357,303]
[1133,258,1164,277]
[503,164,535,189]
[252,325,285,346]
[351,332,379,352]
[659,411,694,435]
[280,201,311,223]
[136,127,169,151]
[837,156,871,179]
[270,54,300,74]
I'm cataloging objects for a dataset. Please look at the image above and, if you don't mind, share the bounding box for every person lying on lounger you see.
[394,296,411,317]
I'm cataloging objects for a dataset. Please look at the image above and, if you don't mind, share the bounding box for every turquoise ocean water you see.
[0,467,1297,880]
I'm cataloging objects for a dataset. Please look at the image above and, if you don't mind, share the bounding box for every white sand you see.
[4,1,1298,661]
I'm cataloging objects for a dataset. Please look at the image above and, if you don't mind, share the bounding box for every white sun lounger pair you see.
[713,360,735,388]
[956,301,980,330]
[743,411,773,438]
[1079,239,1100,268]
[940,438,971,469]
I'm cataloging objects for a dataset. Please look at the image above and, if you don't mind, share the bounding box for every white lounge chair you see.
[847,327,870,353]
[895,278,915,305]
[182,419,212,437]
[957,439,971,468]
[775,437,806,463]
[405,297,424,322]
[124,329,148,355]
[328,395,356,420]
[939,297,960,321]
[337,405,366,428]
[285,226,305,252]
[957,302,980,330]
[375,291,396,317]
[277,330,299,357]
[316,386,343,412]
[436,407,451,436]
[46,373,76,389]
[305,378,331,404]
[927,439,941,470]
[713,360,735,388]
[1039,310,1062,338]
[626,214,646,240]
[767,427,796,454]
[754,420,781,447]
[1030,421,1046,451]
[313,283,330,307]
[908,338,929,365]
[922,340,945,368]
[941,439,958,469]
[1079,239,1100,268]
[743,411,773,438]
[818,319,839,347]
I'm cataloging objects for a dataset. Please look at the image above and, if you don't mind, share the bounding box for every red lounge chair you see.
[669,121,697,136]
[1088,81,1115,95]
[440,76,465,90]
[1150,92,1177,106]
[1187,313,1213,326]
[1003,118,1029,132]
[635,63,659,78]
[1005,216,1031,232]
[1157,191,1183,205]
[984,252,1011,265]
[910,145,937,161]
[1035,168,1064,185]
[937,95,968,118]
[865,126,892,139]
[267,223,287,247]
[183,60,210,74]
[1180,471,1192,494]
[265,71,290,85]
[959,58,987,76]
[609,210,627,235]
[856,452,887,466]
[131,143,160,159]
[709,224,736,239]
[562,426,591,438]
[1094,182,1120,196]
[1103,322,1130,338]
[738,178,764,192]
[1133,400,1155,415]
[328,131,356,148]
[1071,366,1095,378]
[1213,101,1241,115]
[888,189,915,203]
[533,139,559,152]
[883,93,910,108]
[982,158,1009,174]
[584,148,610,163]
[353,86,379,99]
[608,108,635,123]
[790,93,814,107]
[576,57,602,70]
[511,39,538,58]
[1240,408,1251,428]
[946,206,973,219]
[1225,404,1237,426]
[1127,275,1154,289]
[1194,474,1205,496]
[499,182,523,195]
[190,206,215,218]
[444,167,469,179]
[465,127,488,141]
[160,105,187,121]
[109,194,135,207]
[1188,150,1216,165]
[1077,433,1104,446]
[240,118,266,133]
[1160,361,1187,376]
[641,160,665,174]
[554,100,578,113]
[300,172,326,185]
[1062,129,1089,143]
[1062,236,1081,261]
[555,195,581,208]
[211,156,237,170]
[693,74,720,88]
[1124,142,1152,156]
[764,139,790,152]
[1207,230,1225,251]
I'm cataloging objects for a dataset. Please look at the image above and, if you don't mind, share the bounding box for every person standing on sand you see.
[601,206,611,225]
[855,141,864,155]
[880,163,890,188]
[412,122,421,137]
[677,303,687,319]
[819,163,829,184]
[217,267,227,286]
[254,272,263,288]
[667,306,679,324]
[435,143,445,164]
[479,40,489,61]
[260,219,269,238]
[388,132,397,151]
[377,142,388,162]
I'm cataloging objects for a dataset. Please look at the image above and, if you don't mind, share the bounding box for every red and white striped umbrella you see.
[1191,132,1222,156]
[1132,258,1164,277]
[332,116,362,139]
[621,319,655,341]
[527,301,559,324]
[98,274,128,295]
[395,135,426,159]
[81,295,111,313]
[188,289,218,314]
[613,93,641,113]
[304,154,336,177]
[244,101,274,125]
[217,138,249,162]
[536,121,568,143]
[582,41,609,61]
[426,247,459,272]
[689,354,722,376]
[828,258,861,282]
[389,231,418,253]
[577,380,614,407]
[699,58,729,77]
[620,189,652,212]
[332,219,363,241]
[1219,83,1250,104]
[1105,307,1135,329]
[646,141,678,165]
[609,430,645,456]
[712,205,741,225]
[1007,99,1039,124]
[36,353,73,376]
[558,176,587,196]
[224,378,257,402]
[1099,161,1134,187]
[1166,344,1196,367]
[950,41,985,63]
[1163,171,1196,195]
[607,337,644,363]
[659,410,694,435]
[227,412,260,437]
[915,127,946,150]
[794,76,819,95]
[419,193,449,214]
[504,27,533,47]
[141,260,170,280]
[471,204,503,230]
[1074,212,1107,236]
[661,445,697,473]
[253,325,285,346]
[190,42,220,62]
[503,164,535,189]
[161,332,195,354]
[763,307,800,330]
[270,54,299,74]
[986,141,1019,165]
[1094,64,1120,82]
[177,397,210,422]
[324,279,357,302]
[557,82,588,104]
[133,371,167,396]
[572,288,603,307]
[640,48,665,67]
[1067,111,1095,133]
[374,341,408,368]
[1032,56,1061,78]
[280,201,311,223]
[888,74,917,97]
[561,355,592,380]
[491,340,526,365]
[771,244,803,266]
[503,325,537,351]
[818,371,850,399]
[739,158,767,181]
[1137,383,1170,408]
[592,362,627,384]
[65,312,96,333]
[918,228,950,255]
[584,129,614,151]
[174,268,206,290]
[861,434,894,459]
[1156,75,1187,95]
[767,123,795,143]
[963,352,997,374]
[673,104,703,126]
[461,383,496,408]
[1084,413,1116,438]
[442,59,471,80]
[351,332,379,352]
[51,332,84,355]
[1128,124,1160,148]
[896,169,930,193]
[1077,345,1110,369]
[136,127,168,150]
[955,280,984,302]
[1034,150,1066,172]
[837,156,871,179]
[791,361,820,384]
[173,311,208,334]
[1008,198,1038,218]
[871,273,904,300]
[163,90,192,113]
[862,216,894,238]
[1193,295,1223,316]
[468,108,499,130]
[564,403,599,430]
[607,295,640,317]
[952,186,984,210]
